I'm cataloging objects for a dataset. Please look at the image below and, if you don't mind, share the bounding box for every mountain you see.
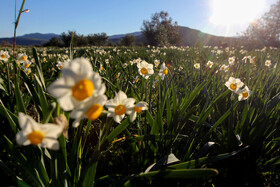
[108,26,238,46]
[0,33,60,46]
[0,27,239,47]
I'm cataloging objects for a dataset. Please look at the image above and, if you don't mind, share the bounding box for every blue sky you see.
[0,0,278,38]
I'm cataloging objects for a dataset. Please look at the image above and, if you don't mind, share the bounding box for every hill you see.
[0,33,60,46]
[0,27,239,47]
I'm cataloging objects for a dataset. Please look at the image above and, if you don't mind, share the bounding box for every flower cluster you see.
[225,77,252,101]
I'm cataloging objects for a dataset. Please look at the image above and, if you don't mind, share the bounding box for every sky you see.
[0,0,278,38]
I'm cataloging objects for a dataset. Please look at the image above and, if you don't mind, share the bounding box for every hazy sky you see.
[0,0,278,38]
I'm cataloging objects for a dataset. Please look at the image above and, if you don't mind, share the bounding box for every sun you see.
[210,0,265,25]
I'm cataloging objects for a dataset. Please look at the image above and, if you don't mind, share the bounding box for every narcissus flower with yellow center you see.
[18,53,28,63]
[105,91,135,124]
[206,61,214,68]
[154,59,160,68]
[265,60,272,67]
[237,86,252,101]
[47,58,106,111]
[137,60,154,79]
[70,95,107,127]
[225,77,244,93]
[129,101,148,122]
[194,63,200,69]
[158,63,169,80]
[0,50,10,62]
[16,113,63,150]
[228,57,235,65]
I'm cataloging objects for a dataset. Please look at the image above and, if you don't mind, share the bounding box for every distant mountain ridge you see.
[0,27,239,46]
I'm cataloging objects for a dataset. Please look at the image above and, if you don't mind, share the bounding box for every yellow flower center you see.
[27,70,31,74]
[100,66,104,70]
[27,131,44,145]
[230,83,237,90]
[72,79,94,101]
[134,106,142,113]
[21,56,27,61]
[1,54,6,58]
[135,78,139,83]
[163,69,168,75]
[141,68,148,75]
[86,104,103,120]
[59,65,63,69]
[115,104,126,115]
[242,92,249,98]
[25,64,30,68]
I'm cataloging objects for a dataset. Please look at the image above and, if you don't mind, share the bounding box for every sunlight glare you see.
[210,0,265,25]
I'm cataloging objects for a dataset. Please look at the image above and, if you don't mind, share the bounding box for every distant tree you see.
[61,31,79,47]
[242,0,280,48]
[141,11,182,46]
[44,37,64,47]
[87,33,108,46]
[120,34,136,46]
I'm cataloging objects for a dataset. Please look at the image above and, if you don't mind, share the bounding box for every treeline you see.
[44,31,137,47]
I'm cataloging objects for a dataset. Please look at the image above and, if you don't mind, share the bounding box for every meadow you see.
[0,45,280,186]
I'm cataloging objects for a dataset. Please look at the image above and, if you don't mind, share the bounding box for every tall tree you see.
[242,0,280,47]
[141,11,182,46]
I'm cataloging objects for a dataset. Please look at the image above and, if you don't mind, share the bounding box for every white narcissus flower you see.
[70,95,107,127]
[16,113,63,150]
[265,60,272,67]
[228,57,235,65]
[137,60,154,79]
[237,86,252,101]
[206,61,214,68]
[0,50,10,62]
[194,63,200,69]
[18,53,28,63]
[105,91,135,124]
[154,59,160,68]
[129,101,148,122]
[47,58,106,111]
[225,77,244,93]
[158,63,169,80]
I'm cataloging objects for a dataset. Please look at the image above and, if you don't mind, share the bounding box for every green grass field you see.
[0,45,280,186]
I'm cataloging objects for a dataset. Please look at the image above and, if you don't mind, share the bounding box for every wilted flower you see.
[47,58,106,111]
[105,91,135,123]
[16,113,63,150]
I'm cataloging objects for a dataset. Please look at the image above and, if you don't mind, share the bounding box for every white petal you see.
[124,98,135,107]
[47,77,72,98]
[113,114,124,124]
[41,124,63,139]
[16,131,30,146]
[57,93,75,111]
[130,112,137,122]
[41,138,60,150]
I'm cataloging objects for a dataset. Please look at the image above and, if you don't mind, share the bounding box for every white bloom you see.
[206,61,214,68]
[105,91,135,124]
[228,57,235,65]
[158,63,168,80]
[47,58,106,111]
[137,60,154,79]
[194,63,200,69]
[16,113,63,150]
[129,101,148,122]
[0,50,10,62]
[154,59,160,68]
[265,60,272,67]
[237,86,252,101]
[70,95,107,127]
[225,77,244,93]
[18,53,28,63]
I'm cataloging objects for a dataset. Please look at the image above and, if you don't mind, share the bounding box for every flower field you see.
[0,45,280,186]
